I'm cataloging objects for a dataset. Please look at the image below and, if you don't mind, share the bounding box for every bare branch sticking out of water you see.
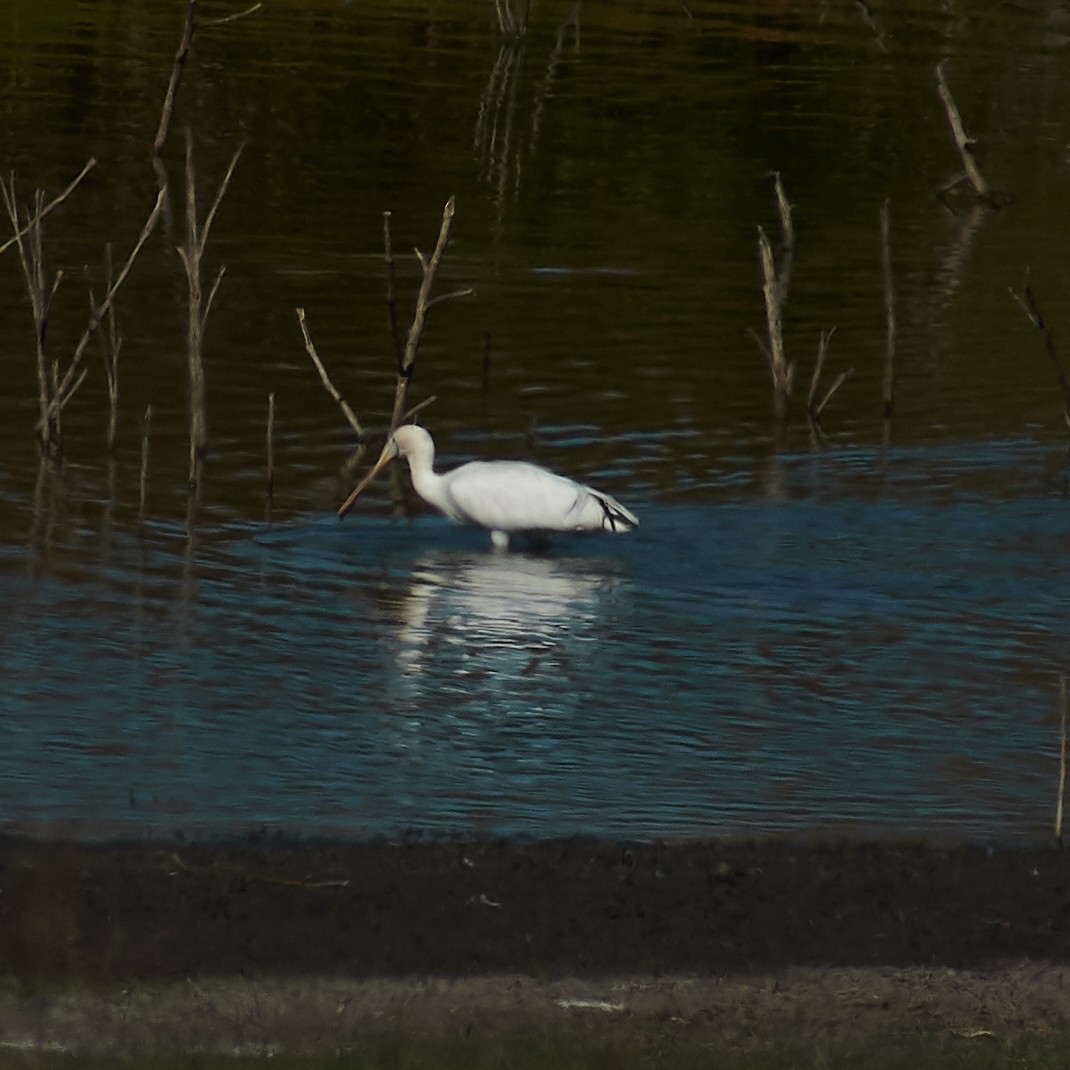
[0,158,95,259]
[400,395,437,425]
[154,1,262,155]
[295,307,364,439]
[177,133,244,484]
[1,181,64,448]
[52,187,166,432]
[752,174,796,420]
[772,173,794,306]
[388,195,473,431]
[880,200,896,419]
[807,328,851,420]
[90,245,123,449]
[1009,275,1070,426]
[935,62,1004,207]
[154,1,197,155]
[332,202,464,519]
[8,179,164,452]
[138,404,152,537]
[202,2,262,29]
[1057,674,1068,848]
[266,391,276,516]
[756,225,793,420]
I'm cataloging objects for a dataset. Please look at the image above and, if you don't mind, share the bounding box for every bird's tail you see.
[597,493,639,532]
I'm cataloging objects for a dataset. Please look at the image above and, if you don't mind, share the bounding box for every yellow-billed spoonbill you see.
[338,424,638,550]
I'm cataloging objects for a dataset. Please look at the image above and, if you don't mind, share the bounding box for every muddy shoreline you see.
[2,836,1069,1057]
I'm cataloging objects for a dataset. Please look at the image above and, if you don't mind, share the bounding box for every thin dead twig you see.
[401,395,437,424]
[154,0,262,154]
[389,195,473,431]
[35,186,167,440]
[752,173,796,420]
[1009,275,1070,426]
[90,244,123,449]
[138,404,152,536]
[1,181,64,446]
[756,225,793,419]
[177,132,244,482]
[0,158,96,258]
[335,201,468,520]
[880,200,896,419]
[202,2,262,29]
[935,61,1002,206]
[296,307,364,438]
[771,172,794,306]
[266,391,276,507]
[154,0,198,154]
[807,327,851,420]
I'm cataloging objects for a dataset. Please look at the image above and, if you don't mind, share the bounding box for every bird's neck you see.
[407,461,452,516]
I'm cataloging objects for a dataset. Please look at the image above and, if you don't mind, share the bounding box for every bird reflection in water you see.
[387,550,626,688]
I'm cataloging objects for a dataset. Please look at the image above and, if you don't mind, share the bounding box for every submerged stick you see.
[880,200,896,419]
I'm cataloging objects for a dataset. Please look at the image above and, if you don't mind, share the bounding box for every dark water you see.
[1,0,1069,842]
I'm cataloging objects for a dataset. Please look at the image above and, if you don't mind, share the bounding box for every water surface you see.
[1,1,1069,842]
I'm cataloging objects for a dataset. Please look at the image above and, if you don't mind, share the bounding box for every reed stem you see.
[266,391,276,507]
[880,200,896,419]
[754,174,796,420]
[138,404,152,536]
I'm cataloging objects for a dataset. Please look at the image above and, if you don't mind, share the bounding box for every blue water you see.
[3,438,1067,843]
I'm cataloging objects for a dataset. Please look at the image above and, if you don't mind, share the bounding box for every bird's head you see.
[336,424,430,519]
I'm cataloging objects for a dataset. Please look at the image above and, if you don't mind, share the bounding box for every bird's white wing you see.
[442,461,635,535]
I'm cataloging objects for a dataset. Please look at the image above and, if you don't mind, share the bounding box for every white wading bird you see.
[337,424,639,550]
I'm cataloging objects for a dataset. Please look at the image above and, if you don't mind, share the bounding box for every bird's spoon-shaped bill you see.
[337,440,396,519]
